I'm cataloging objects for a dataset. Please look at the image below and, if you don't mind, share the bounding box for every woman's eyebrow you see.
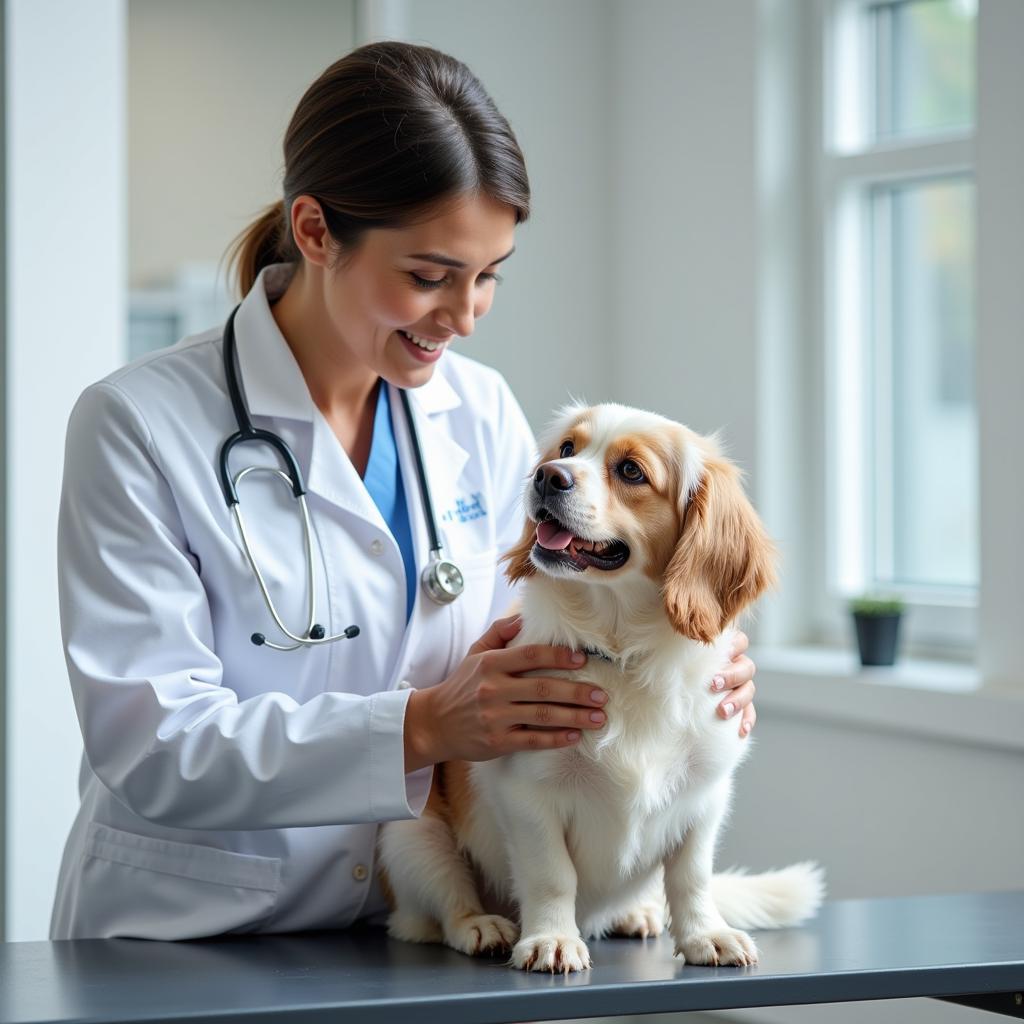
[404,246,515,269]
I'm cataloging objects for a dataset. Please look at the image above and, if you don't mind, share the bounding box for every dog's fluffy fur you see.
[379,402,825,972]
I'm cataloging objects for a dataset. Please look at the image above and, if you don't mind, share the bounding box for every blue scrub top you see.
[362,380,416,623]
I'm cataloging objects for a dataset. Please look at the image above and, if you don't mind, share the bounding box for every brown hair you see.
[224,40,531,300]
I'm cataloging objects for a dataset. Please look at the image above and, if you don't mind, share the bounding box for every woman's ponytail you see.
[224,199,298,300]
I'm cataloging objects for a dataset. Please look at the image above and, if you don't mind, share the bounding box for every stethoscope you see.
[217,303,465,652]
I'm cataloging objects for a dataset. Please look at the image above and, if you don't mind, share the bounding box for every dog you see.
[378,401,825,972]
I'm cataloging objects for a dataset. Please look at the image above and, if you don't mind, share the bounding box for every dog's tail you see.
[711,861,826,930]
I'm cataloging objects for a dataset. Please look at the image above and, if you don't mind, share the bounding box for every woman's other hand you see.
[709,629,757,738]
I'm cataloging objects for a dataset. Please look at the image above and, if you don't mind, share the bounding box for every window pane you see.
[870,177,976,591]
[871,0,976,140]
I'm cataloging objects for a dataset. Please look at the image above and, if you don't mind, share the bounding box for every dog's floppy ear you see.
[662,445,778,644]
[501,516,538,585]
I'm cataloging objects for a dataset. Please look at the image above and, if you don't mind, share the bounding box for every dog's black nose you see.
[534,462,575,498]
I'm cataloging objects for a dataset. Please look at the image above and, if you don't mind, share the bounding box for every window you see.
[820,0,977,653]
[870,0,975,139]
[868,176,975,592]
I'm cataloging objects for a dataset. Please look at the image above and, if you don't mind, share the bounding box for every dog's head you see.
[502,402,778,644]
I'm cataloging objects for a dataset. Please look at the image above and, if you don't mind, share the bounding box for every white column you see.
[5,0,127,940]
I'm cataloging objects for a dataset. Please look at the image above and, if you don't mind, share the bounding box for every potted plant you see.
[849,594,904,667]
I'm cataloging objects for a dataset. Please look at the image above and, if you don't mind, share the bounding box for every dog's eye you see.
[559,440,574,459]
[618,459,646,484]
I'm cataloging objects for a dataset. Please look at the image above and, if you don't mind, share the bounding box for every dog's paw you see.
[443,914,518,956]
[609,902,665,939]
[673,926,759,966]
[512,932,592,973]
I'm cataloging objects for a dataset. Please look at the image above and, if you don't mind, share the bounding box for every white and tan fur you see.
[378,402,825,972]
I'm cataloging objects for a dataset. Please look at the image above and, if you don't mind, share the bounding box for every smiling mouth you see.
[398,329,449,351]
[532,507,630,572]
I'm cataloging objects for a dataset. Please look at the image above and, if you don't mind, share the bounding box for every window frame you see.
[812,0,977,657]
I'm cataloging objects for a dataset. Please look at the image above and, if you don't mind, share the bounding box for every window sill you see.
[750,645,1024,752]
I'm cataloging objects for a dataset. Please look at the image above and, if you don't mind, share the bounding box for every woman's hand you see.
[403,614,609,772]
[710,629,757,738]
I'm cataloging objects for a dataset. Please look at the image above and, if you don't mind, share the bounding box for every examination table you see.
[1,889,1022,1023]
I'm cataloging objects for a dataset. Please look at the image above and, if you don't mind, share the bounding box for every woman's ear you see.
[501,517,538,585]
[662,451,778,644]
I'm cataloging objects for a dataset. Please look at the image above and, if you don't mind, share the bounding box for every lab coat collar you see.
[233,263,315,423]
[302,376,468,525]
[407,363,461,416]
[232,262,463,422]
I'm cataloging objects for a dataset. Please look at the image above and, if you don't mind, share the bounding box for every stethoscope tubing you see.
[216,302,461,652]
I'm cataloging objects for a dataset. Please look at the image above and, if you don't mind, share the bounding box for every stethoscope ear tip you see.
[251,633,266,646]
[344,625,360,639]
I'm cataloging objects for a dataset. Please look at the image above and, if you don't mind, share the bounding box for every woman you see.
[50,40,758,941]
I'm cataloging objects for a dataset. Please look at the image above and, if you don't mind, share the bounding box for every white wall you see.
[4,0,127,941]
[609,1,760,470]
[398,0,613,433]
[977,0,1024,692]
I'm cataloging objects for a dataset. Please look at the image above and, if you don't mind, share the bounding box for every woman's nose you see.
[439,305,474,338]
[438,286,484,338]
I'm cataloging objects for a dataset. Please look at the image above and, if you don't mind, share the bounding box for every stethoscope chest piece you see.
[422,557,465,605]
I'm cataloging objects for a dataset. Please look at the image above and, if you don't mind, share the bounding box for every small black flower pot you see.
[852,612,902,667]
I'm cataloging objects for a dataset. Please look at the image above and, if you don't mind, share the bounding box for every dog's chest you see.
[559,708,729,794]
[535,688,745,877]
[553,656,746,791]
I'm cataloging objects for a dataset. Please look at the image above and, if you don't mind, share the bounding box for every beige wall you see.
[128,0,356,291]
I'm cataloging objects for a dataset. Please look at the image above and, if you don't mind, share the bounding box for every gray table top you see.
[2,889,1023,1024]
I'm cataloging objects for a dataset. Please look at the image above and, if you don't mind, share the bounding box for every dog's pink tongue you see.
[536,519,574,550]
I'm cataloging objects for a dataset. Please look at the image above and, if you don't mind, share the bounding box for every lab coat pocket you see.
[78,822,282,940]
[448,546,499,671]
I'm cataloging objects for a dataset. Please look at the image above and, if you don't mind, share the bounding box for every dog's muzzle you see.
[529,462,630,573]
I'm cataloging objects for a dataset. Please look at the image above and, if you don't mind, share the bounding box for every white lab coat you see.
[49,262,537,940]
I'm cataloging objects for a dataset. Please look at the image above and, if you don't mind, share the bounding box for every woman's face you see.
[319,191,517,389]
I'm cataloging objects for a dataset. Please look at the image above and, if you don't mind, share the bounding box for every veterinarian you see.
[50,40,760,942]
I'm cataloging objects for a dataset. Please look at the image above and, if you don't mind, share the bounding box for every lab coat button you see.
[352,863,369,882]
[370,539,384,555]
